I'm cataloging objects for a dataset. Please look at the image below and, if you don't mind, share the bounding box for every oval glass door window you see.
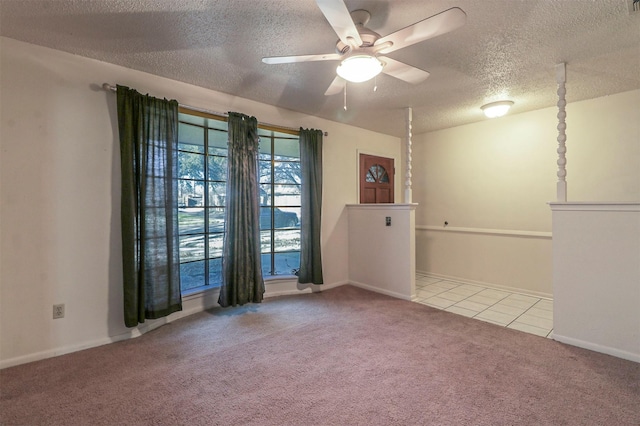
[366,164,389,183]
[359,154,394,203]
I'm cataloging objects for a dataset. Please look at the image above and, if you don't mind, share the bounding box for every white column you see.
[404,107,413,204]
[556,63,567,202]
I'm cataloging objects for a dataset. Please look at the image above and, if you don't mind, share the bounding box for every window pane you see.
[257,128,272,138]
[367,164,389,183]
[208,233,224,258]
[179,152,204,180]
[260,230,272,253]
[178,181,205,207]
[274,252,300,275]
[259,160,271,184]
[178,123,204,153]
[207,182,226,206]
[274,138,299,160]
[180,260,205,292]
[179,113,226,131]
[259,184,272,206]
[179,234,205,261]
[261,253,273,276]
[208,207,225,233]
[179,114,206,127]
[273,161,301,184]
[178,112,231,291]
[208,129,228,156]
[273,229,300,252]
[274,185,300,206]
[259,138,272,160]
[208,155,227,181]
[208,258,222,287]
[260,207,272,230]
[273,207,299,228]
[178,143,204,154]
[178,208,204,235]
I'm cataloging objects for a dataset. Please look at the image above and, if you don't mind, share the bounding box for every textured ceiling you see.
[1,0,638,137]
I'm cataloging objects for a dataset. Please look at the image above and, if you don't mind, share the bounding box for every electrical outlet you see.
[53,304,65,319]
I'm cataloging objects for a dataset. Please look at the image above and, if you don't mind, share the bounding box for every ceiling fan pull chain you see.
[344,83,348,111]
[374,75,378,92]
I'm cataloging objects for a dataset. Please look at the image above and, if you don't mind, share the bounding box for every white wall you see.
[347,204,416,300]
[413,89,640,296]
[550,203,640,363]
[0,37,400,367]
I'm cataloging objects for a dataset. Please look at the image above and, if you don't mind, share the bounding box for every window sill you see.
[265,275,299,283]
[181,276,299,298]
[181,285,220,300]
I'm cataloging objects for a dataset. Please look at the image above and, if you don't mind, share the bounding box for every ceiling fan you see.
[262,0,467,96]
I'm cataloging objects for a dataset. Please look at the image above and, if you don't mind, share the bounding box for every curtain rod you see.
[102,83,327,136]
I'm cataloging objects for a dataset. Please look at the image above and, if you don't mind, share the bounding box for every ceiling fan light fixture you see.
[336,55,383,83]
[481,100,514,118]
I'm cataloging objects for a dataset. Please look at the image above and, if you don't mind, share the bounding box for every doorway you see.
[359,153,394,203]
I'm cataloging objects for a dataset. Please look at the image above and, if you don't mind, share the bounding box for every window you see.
[365,164,390,183]
[258,128,301,277]
[177,111,300,293]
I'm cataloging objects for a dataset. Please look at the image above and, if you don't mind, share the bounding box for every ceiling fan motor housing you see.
[334,8,380,53]
[336,26,381,53]
[262,1,467,91]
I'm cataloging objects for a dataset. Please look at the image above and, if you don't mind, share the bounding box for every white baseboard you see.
[348,280,413,301]
[551,333,640,364]
[0,316,171,370]
[313,280,349,291]
[417,270,553,300]
[0,279,349,370]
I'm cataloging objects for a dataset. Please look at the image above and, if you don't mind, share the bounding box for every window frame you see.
[258,127,302,277]
[177,109,301,295]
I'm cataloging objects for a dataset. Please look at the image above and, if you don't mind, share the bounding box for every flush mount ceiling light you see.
[481,100,514,118]
[336,55,384,83]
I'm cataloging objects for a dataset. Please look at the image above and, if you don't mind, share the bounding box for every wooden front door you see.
[359,154,394,203]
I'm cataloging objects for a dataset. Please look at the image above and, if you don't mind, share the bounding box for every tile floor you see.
[415,273,553,338]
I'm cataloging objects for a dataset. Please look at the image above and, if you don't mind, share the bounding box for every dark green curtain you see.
[298,128,324,284]
[116,85,182,327]
[219,112,265,307]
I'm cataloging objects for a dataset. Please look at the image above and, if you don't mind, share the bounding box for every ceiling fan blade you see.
[262,53,342,65]
[324,76,346,96]
[315,0,363,47]
[380,57,430,84]
[375,7,466,55]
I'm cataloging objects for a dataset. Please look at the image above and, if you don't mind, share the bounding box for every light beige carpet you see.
[1,285,639,425]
